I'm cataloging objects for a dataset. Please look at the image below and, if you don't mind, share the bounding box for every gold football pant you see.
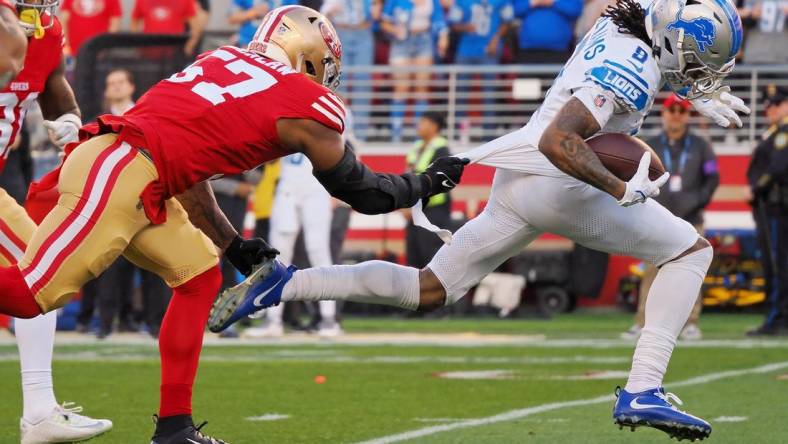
[0,187,35,266]
[18,134,219,312]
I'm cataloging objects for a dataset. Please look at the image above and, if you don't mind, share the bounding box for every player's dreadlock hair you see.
[602,0,651,46]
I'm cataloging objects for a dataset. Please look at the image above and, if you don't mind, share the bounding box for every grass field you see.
[1,312,787,443]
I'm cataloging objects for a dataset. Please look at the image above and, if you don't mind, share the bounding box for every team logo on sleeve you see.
[319,22,342,59]
[666,13,715,52]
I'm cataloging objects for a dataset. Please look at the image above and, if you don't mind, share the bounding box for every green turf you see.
[1,312,786,443]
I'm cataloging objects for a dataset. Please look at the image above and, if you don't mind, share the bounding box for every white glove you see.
[617,152,670,207]
[43,113,81,148]
[690,86,751,128]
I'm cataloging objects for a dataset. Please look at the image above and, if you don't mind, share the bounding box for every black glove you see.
[225,236,279,276]
[420,157,470,199]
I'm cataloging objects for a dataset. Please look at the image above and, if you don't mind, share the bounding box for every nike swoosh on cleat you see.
[187,439,201,444]
[252,276,285,307]
[629,398,673,410]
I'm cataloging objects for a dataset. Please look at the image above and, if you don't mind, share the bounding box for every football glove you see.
[225,236,279,277]
[43,113,81,148]
[420,156,469,198]
[617,152,670,207]
[690,86,750,128]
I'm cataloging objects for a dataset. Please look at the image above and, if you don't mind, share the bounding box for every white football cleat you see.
[20,402,112,444]
[242,322,284,338]
[680,324,703,341]
[317,321,344,338]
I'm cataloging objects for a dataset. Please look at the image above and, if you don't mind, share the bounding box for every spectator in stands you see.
[59,0,122,57]
[322,0,380,141]
[449,0,513,139]
[514,0,583,64]
[622,95,719,342]
[738,0,788,64]
[103,69,136,115]
[404,112,452,268]
[131,0,204,55]
[382,0,449,142]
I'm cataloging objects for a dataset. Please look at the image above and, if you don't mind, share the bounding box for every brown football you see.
[586,133,665,181]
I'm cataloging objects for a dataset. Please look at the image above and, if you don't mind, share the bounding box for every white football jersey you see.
[463,16,663,176]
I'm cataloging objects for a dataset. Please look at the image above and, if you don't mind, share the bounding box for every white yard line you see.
[355,361,788,444]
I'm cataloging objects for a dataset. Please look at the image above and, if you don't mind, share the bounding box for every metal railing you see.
[341,64,788,151]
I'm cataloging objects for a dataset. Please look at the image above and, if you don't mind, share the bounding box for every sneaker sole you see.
[208,259,275,333]
[615,415,711,442]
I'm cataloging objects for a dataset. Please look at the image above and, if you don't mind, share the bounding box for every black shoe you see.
[151,414,228,444]
[747,324,779,336]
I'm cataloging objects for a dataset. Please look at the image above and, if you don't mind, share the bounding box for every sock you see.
[158,266,221,418]
[154,414,193,436]
[625,246,713,393]
[319,301,336,322]
[0,266,43,318]
[265,304,284,326]
[281,261,420,310]
[15,311,58,423]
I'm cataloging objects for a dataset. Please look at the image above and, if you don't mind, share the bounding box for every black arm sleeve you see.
[313,146,429,215]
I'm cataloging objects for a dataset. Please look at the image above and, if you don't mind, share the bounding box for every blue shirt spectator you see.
[229,0,299,47]
[514,0,583,53]
[449,0,514,59]
[382,0,448,39]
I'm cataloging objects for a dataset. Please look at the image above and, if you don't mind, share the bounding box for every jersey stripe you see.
[0,218,26,263]
[318,96,345,120]
[22,141,136,292]
[311,102,344,130]
[324,93,346,117]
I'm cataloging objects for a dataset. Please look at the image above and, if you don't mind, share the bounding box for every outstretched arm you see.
[176,180,237,251]
[538,97,626,199]
[0,2,27,89]
[277,118,467,215]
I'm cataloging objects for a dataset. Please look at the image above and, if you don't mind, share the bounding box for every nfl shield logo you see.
[594,95,607,108]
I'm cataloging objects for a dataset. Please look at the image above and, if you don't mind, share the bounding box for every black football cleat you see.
[150,414,228,444]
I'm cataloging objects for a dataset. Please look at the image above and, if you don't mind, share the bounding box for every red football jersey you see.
[0,15,64,173]
[99,45,346,200]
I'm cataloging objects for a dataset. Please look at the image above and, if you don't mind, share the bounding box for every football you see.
[586,133,666,181]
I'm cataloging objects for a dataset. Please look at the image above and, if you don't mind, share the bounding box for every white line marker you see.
[413,418,464,423]
[246,414,290,422]
[355,361,788,444]
[435,370,516,380]
[713,416,747,423]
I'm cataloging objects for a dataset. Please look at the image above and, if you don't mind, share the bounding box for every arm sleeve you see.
[314,146,428,215]
[185,0,197,19]
[571,86,617,130]
[60,0,73,13]
[287,80,346,134]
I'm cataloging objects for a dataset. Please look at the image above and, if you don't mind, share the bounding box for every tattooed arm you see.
[538,97,626,200]
[176,181,238,252]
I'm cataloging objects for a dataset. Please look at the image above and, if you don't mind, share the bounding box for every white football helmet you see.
[646,0,743,99]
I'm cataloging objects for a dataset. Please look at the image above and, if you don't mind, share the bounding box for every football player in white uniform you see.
[211,0,748,440]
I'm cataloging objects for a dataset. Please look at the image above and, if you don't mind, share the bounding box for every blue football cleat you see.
[208,259,296,333]
[613,386,711,441]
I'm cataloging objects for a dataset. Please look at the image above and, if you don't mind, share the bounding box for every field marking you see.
[245,414,290,422]
[355,360,788,444]
[713,416,748,423]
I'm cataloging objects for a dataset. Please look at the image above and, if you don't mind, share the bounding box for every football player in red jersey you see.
[0,5,467,443]
[0,0,113,442]
[0,0,26,88]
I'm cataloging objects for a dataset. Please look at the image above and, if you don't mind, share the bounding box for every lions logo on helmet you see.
[666,10,715,52]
